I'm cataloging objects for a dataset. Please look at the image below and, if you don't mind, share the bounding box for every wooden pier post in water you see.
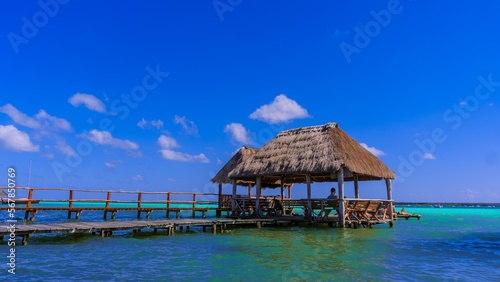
[338,167,345,227]
[24,189,34,221]
[68,190,74,219]
[104,192,111,220]
[137,192,142,219]
[385,178,394,227]
[166,192,171,218]
[192,194,196,218]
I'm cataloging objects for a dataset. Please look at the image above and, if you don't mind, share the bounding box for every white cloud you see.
[167,178,176,182]
[0,104,72,132]
[360,143,385,157]
[151,119,164,129]
[55,141,77,157]
[424,153,436,160]
[104,162,116,168]
[159,149,209,163]
[174,115,199,136]
[137,118,164,130]
[68,93,107,113]
[137,118,147,129]
[35,110,72,131]
[157,135,208,163]
[79,130,139,150]
[216,158,222,165]
[249,94,310,124]
[157,135,180,149]
[0,104,40,128]
[132,174,144,181]
[224,123,252,144]
[0,125,39,152]
[104,160,122,168]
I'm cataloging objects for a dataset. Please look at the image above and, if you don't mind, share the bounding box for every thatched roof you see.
[211,146,258,185]
[228,122,395,183]
[211,146,293,188]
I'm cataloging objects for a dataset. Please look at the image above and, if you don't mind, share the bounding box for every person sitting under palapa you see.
[327,187,339,200]
[321,187,339,219]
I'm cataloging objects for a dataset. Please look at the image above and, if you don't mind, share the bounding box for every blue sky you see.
[1,1,499,203]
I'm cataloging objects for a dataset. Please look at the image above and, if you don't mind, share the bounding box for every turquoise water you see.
[1,206,499,281]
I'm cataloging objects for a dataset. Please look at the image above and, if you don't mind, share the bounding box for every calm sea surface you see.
[1,205,499,281]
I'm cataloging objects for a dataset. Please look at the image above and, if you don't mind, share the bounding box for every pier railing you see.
[0,186,218,221]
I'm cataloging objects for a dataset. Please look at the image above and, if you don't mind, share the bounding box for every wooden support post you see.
[146,210,152,219]
[137,192,142,219]
[192,194,196,218]
[104,191,111,220]
[166,192,171,218]
[231,179,237,215]
[29,210,36,222]
[106,192,111,209]
[354,175,359,199]
[176,211,180,219]
[247,184,252,198]
[202,211,206,219]
[218,183,222,209]
[338,167,345,227]
[203,226,206,232]
[256,177,261,217]
[385,178,394,225]
[280,177,285,214]
[24,210,30,221]
[212,224,217,234]
[26,189,33,209]
[111,211,116,220]
[306,174,312,219]
[216,183,222,217]
[154,228,158,233]
[288,185,291,199]
[68,189,74,219]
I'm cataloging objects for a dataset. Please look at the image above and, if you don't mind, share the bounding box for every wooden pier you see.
[0,187,219,221]
[0,218,281,245]
[0,215,400,245]
[1,187,422,245]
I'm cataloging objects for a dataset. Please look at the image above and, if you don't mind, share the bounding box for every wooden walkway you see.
[0,214,401,245]
[0,218,278,245]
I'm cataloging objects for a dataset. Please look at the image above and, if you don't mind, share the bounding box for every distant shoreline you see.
[395,202,500,207]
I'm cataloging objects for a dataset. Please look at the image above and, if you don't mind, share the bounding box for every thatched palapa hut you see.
[228,122,396,226]
[211,146,292,215]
